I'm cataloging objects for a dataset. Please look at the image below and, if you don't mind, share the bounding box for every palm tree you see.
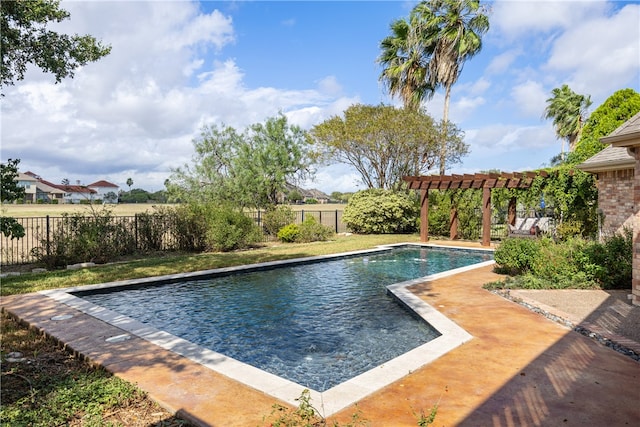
[412,0,490,174]
[126,177,133,193]
[377,17,435,111]
[543,84,592,155]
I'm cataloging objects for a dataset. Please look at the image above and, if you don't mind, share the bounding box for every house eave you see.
[576,159,635,173]
[601,133,640,147]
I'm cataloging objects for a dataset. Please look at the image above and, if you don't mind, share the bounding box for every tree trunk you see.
[440,85,451,175]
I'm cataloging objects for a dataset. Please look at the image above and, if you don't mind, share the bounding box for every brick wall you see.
[634,150,640,306]
[597,165,639,306]
[598,168,635,235]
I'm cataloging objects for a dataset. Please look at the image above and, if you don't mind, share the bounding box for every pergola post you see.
[482,187,491,246]
[508,197,517,227]
[449,207,458,239]
[420,189,429,242]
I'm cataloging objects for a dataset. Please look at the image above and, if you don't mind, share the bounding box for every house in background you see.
[23,172,97,204]
[35,180,65,203]
[15,173,37,203]
[578,111,640,306]
[88,180,119,203]
[302,188,331,204]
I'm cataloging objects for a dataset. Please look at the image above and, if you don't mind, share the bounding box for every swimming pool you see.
[43,243,494,415]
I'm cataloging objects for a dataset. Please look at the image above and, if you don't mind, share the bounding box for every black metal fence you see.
[0,210,348,266]
[0,208,556,266]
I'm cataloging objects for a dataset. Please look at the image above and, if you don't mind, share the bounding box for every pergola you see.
[403,171,549,246]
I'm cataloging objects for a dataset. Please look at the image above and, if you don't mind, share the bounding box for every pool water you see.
[78,245,492,391]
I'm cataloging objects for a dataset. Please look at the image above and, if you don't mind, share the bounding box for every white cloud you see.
[491,0,608,39]
[466,123,556,152]
[510,80,548,117]
[486,49,520,75]
[544,4,640,98]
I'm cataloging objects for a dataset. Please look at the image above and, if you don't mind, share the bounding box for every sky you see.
[1,0,639,194]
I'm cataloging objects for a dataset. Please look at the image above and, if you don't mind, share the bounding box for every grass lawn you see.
[1,202,347,218]
[1,234,420,426]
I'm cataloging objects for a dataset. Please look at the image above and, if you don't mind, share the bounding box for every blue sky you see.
[2,0,639,193]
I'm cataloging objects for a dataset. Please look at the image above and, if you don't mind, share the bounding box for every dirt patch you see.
[0,312,193,426]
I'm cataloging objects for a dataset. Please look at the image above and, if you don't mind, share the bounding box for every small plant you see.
[262,389,369,427]
[263,389,324,427]
[277,223,301,243]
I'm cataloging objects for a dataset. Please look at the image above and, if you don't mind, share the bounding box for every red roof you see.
[88,180,118,188]
[38,178,96,194]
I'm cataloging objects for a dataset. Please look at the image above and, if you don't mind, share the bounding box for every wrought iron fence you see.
[0,207,557,266]
[0,210,348,266]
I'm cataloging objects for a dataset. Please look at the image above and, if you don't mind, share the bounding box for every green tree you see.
[1,0,111,88]
[411,0,490,174]
[0,158,26,239]
[570,88,640,163]
[543,84,592,155]
[378,17,434,110]
[118,188,149,204]
[287,189,303,203]
[169,114,313,209]
[311,104,467,190]
[126,177,133,193]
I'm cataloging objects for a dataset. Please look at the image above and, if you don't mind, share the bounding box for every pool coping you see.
[39,243,494,416]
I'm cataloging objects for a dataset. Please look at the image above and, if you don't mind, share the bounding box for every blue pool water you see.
[78,245,492,391]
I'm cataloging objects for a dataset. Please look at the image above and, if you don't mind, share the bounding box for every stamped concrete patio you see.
[2,245,639,426]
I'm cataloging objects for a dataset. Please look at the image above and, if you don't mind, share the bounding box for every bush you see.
[205,205,262,252]
[582,229,633,289]
[493,231,632,290]
[263,205,296,235]
[297,216,334,243]
[493,237,542,275]
[135,211,168,252]
[277,224,300,243]
[171,204,209,251]
[32,209,136,268]
[343,189,418,234]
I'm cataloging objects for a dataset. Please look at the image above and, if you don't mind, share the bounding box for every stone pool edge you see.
[39,243,495,417]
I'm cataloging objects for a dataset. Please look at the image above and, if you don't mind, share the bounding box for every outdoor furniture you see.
[508,217,552,238]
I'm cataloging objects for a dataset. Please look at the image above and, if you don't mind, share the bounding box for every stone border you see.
[492,289,640,362]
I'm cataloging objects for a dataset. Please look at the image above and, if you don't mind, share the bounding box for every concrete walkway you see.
[2,263,639,426]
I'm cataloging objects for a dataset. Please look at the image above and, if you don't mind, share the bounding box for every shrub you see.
[305,198,318,204]
[343,189,418,234]
[493,238,542,275]
[297,216,334,243]
[555,220,584,240]
[493,232,632,290]
[582,229,632,289]
[171,203,209,251]
[135,211,168,252]
[277,224,300,243]
[32,209,136,268]
[263,205,296,235]
[529,237,595,288]
[205,205,262,252]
